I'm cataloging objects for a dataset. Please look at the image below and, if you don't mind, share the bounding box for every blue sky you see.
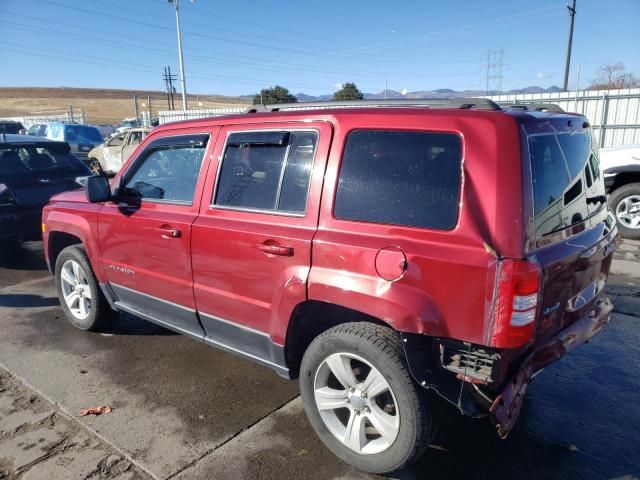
[1,0,639,96]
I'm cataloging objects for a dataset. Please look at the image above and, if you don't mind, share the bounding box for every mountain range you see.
[295,86,563,102]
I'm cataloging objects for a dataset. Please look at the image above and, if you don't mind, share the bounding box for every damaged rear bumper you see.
[490,296,614,438]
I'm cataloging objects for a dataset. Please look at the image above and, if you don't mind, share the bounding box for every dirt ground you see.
[0,87,245,125]
[0,371,148,479]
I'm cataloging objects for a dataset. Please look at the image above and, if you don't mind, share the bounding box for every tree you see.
[589,63,639,90]
[252,85,297,105]
[333,82,364,101]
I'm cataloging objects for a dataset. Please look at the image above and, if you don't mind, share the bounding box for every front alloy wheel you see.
[55,245,115,331]
[60,259,92,320]
[615,194,640,230]
[314,352,400,455]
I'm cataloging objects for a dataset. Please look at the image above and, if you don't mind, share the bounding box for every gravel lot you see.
[0,240,638,479]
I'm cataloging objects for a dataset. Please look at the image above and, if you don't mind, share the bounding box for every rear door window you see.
[214,130,318,213]
[334,130,462,230]
[528,131,604,237]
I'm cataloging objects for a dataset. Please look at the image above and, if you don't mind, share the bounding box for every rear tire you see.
[609,182,640,239]
[55,245,115,331]
[299,322,431,474]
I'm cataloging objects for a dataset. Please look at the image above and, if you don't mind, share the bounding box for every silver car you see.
[46,122,103,167]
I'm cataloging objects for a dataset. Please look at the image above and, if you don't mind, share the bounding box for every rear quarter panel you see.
[310,110,523,344]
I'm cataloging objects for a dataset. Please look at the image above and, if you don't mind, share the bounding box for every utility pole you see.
[147,95,152,125]
[384,79,388,100]
[162,66,177,110]
[133,95,139,127]
[168,0,188,111]
[563,0,577,92]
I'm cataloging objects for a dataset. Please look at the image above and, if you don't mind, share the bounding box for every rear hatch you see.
[525,119,616,346]
[0,143,88,208]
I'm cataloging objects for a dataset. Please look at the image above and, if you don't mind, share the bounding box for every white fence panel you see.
[158,108,245,124]
[484,88,640,148]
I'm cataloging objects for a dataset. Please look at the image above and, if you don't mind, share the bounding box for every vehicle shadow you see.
[105,312,179,336]
[0,241,48,271]
[0,294,59,308]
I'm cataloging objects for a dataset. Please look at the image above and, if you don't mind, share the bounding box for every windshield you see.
[529,130,605,237]
[0,145,82,175]
[64,126,103,144]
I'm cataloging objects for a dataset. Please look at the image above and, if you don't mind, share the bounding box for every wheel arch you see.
[48,231,83,272]
[284,300,396,378]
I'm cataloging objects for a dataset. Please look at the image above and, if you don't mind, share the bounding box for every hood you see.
[49,189,87,203]
[88,143,105,158]
[599,144,640,171]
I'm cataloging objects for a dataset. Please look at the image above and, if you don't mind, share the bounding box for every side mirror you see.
[85,175,111,203]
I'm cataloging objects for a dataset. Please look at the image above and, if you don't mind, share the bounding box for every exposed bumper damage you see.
[490,296,614,438]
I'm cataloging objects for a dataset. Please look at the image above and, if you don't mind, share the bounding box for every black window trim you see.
[210,128,319,217]
[332,128,464,232]
[118,132,210,206]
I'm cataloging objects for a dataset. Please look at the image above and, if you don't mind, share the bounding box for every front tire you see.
[55,245,115,331]
[609,182,640,239]
[299,323,431,474]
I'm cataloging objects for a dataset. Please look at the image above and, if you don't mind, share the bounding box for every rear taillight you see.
[0,183,17,207]
[490,259,541,349]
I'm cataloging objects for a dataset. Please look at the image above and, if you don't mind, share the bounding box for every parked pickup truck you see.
[600,144,640,239]
[42,99,616,474]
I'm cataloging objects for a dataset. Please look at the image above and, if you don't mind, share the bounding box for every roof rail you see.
[500,103,565,113]
[245,97,502,113]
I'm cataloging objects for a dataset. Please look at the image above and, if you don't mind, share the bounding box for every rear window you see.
[64,126,103,144]
[0,145,82,174]
[529,131,604,237]
[0,122,23,134]
[334,130,462,230]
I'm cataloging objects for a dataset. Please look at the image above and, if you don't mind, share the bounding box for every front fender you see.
[44,206,105,282]
[307,266,445,337]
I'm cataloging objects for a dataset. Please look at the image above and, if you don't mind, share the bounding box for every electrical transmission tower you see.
[162,66,178,110]
[485,49,505,96]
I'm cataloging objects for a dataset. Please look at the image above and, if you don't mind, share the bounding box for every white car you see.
[87,127,150,175]
[600,144,640,238]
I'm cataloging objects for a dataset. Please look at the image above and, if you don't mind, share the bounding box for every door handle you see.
[159,225,181,238]
[259,242,294,257]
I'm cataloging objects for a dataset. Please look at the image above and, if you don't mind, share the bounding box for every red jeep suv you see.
[42,99,617,474]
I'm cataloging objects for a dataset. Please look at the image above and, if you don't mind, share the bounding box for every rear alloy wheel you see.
[314,352,400,455]
[609,182,640,239]
[299,323,431,474]
[55,245,115,331]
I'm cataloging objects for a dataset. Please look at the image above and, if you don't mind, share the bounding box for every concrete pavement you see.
[0,240,639,479]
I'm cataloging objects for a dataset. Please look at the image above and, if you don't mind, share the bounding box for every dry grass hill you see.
[0,87,246,124]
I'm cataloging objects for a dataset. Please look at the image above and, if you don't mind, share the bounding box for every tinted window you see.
[334,130,462,230]
[122,139,207,204]
[0,122,22,134]
[64,126,103,144]
[528,131,604,237]
[0,145,82,174]
[214,131,317,213]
